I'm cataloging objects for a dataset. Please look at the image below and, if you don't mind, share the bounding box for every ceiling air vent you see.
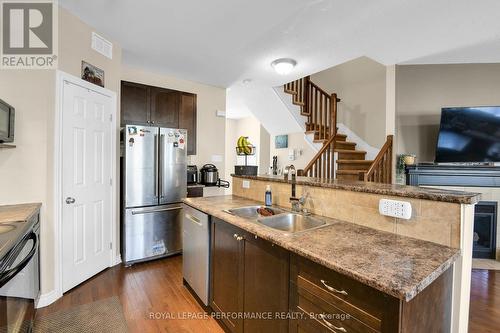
[91,32,113,59]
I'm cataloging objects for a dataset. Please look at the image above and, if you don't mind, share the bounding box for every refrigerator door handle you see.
[154,134,159,198]
[160,133,165,198]
[131,206,183,215]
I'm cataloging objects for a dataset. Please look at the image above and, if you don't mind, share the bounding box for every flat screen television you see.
[0,98,15,143]
[435,106,500,163]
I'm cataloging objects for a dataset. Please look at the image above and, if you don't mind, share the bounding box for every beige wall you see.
[121,66,227,196]
[58,8,122,95]
[396,63,500,162]
[269,132,316,171]
[312,56,387,148]
[0,7,123,295]
[0,71,55,293]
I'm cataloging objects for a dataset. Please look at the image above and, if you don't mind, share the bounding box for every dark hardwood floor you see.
[36,255,224,333]
[36,257,500,333]
[469,269,500,333]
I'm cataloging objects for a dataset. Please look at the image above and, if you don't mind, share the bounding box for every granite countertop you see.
[183,195,460,302]
[0,203,41,259]
[232,174,481,204]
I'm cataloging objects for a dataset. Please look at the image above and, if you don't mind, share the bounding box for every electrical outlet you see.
[379,199,412,220]
[242,180,250,189]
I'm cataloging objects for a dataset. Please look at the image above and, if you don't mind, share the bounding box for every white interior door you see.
[61,81,113,292]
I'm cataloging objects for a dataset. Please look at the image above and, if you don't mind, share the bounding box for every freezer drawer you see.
[182,204,210,305]
[124,204,182,264]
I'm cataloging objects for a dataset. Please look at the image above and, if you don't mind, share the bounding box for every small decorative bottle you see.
[265,185,272,206]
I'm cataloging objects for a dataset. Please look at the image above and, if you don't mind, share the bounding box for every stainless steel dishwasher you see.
[182,204,210,305]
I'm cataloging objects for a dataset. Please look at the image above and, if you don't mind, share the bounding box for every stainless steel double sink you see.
[224,206,326,234]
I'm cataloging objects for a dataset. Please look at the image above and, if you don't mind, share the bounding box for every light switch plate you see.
[379,199,412,220]
[242,180,250,189]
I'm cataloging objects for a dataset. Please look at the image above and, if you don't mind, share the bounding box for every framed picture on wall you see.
[275,135,288,149]
[81,61,104,87]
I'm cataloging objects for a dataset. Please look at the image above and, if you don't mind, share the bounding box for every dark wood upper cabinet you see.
[150,87,179,128]
[121,81,197,155]
[210,218,289,333]
[121,81,150,125]
[179,93,197,155]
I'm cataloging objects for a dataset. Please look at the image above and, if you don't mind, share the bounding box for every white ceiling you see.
[60,0,500,120]
[60,0,500,89]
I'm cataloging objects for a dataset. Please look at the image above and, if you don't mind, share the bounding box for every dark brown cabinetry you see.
[289,255,452,333]
[210,218,289,333]
[121,81,197,154]
[150,87,179,128]
[179,93,197,155]
[121,81,150,125]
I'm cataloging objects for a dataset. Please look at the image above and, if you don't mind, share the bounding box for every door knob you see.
[65,197,76,204]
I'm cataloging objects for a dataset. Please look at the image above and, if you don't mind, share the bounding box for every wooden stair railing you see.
[285,77,392,184]
[363,135,393,183]
[298,135,336,178]
[285,76,339,142]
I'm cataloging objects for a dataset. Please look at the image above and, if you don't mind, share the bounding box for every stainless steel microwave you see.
[0,99,14,143]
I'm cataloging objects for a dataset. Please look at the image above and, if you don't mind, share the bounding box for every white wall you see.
[396,63,500,162]
[269,132,316,172]
[311,56,387,148]
[121,66,227,197]
[225,116,270,192]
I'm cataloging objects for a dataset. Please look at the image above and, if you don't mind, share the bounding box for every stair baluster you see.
[364,135,393,184]
[284,77,392,183]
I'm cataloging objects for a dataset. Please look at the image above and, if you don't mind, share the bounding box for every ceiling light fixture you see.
[271,58,297,75]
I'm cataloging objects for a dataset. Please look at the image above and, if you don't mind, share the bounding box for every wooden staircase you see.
[283,76,393,183]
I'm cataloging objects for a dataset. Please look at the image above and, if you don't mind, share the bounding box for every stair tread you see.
[336,169,367,174]
[335,149,366,153]
[292,101,305,106]
[336,160,373,164]
[284,89,298,95]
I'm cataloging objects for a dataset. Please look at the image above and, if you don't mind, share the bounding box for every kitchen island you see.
[183,175,479,333]
[184,196,456,332]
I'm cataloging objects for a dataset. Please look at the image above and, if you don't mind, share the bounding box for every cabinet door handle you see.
[320,280,348,296]
[318,314,347,332]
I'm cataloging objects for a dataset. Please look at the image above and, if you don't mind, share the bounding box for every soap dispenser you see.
[265,185,272,206]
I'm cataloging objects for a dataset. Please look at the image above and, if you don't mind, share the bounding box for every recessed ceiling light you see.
[271,58,297,75]
[242,78,252,85]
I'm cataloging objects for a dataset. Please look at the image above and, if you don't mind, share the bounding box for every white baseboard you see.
[36,289,62,309]
[113,255,122,266]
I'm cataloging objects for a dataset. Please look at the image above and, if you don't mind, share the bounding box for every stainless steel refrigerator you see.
[122,125,187,265]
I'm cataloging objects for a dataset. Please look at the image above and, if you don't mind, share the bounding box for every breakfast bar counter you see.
[183,195,459,301]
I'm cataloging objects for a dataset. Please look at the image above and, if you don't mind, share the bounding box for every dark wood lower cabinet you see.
[210,218,289,333]
[243,233,289,333]
[210,219,453,333]
[289,255,452,333]
[211,220,244,333]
